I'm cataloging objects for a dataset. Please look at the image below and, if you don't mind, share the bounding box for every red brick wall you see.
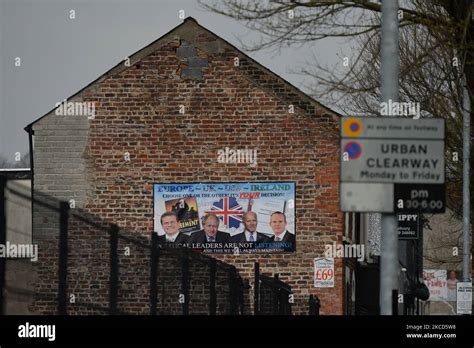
[33,25,343,315]
[32,209,249,315]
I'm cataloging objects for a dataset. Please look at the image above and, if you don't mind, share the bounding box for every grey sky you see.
[0,0,347,167]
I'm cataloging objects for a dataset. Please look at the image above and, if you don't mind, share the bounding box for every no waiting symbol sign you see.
[344,141,363,160]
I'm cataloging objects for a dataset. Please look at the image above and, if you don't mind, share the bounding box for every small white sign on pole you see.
[314,258,335,288]
[456,282,472,315]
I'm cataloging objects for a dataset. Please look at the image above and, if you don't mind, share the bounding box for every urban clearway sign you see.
[340,117,445,213]
[341,139,444,183]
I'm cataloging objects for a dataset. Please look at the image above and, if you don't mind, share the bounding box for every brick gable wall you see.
[32,24,343,315]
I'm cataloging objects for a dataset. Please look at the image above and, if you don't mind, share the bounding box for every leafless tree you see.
[200,0,474,223]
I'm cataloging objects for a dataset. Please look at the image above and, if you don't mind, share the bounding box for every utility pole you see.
[379,0,399,315]
[462,79,471,282]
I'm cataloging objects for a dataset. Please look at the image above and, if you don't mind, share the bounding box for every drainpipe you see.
[24,125,34,242]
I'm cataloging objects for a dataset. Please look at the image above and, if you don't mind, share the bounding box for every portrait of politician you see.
[230,211,269,243]
[189,214,230,244]
[268,211,295,251]
[157,212,189,245]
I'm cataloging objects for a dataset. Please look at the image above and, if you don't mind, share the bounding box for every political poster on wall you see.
[423,269,447,301]
[153,182,296,254]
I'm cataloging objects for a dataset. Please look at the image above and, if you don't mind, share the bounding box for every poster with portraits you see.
[154,182,296,254]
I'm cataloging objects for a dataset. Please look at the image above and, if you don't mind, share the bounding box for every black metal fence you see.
[254,262,292,315]
[308,294,320,315]
[57,204,247,315]
[0,175,247,315]
[2,175,303,316]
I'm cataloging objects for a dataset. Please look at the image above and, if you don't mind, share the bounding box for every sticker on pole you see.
[397,214,420,239]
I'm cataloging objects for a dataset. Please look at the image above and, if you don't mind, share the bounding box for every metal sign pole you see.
[380,0,400,315]
[462,79,471,282]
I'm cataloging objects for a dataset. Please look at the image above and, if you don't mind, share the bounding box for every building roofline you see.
[0,168,32,180]
[25,16,342,132]
[0,168,31,172]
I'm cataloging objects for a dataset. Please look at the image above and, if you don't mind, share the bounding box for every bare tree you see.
[424,212,463,268]
[200,0,474,223]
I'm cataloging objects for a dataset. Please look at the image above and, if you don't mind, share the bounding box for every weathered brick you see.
[30,19,343,315]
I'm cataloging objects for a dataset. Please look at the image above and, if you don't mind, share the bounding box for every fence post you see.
[403,293,408,315]
[238,277,245,315]
[58,201,69,315]
[181,250,189,315]
[309,295,315,315]
[209,258,216,315]
[392,289,398,316]
[311,294,321,315]
[280,289,291,315]
[0,176,6,315]
[109,224,119,315]
[228,266,237,315]
[150,231,159,315]
[273,274,280,315]
[254,262,259,315]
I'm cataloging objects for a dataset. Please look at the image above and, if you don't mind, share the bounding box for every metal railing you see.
[0,176,247,315]
[308,294,320,315]
[254,262,292,315]
[57,205,246,315]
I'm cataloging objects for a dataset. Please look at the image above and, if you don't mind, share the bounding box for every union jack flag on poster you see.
[206,196,244,229]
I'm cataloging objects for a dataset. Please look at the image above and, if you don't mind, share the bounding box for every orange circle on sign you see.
[342,117,363,137]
